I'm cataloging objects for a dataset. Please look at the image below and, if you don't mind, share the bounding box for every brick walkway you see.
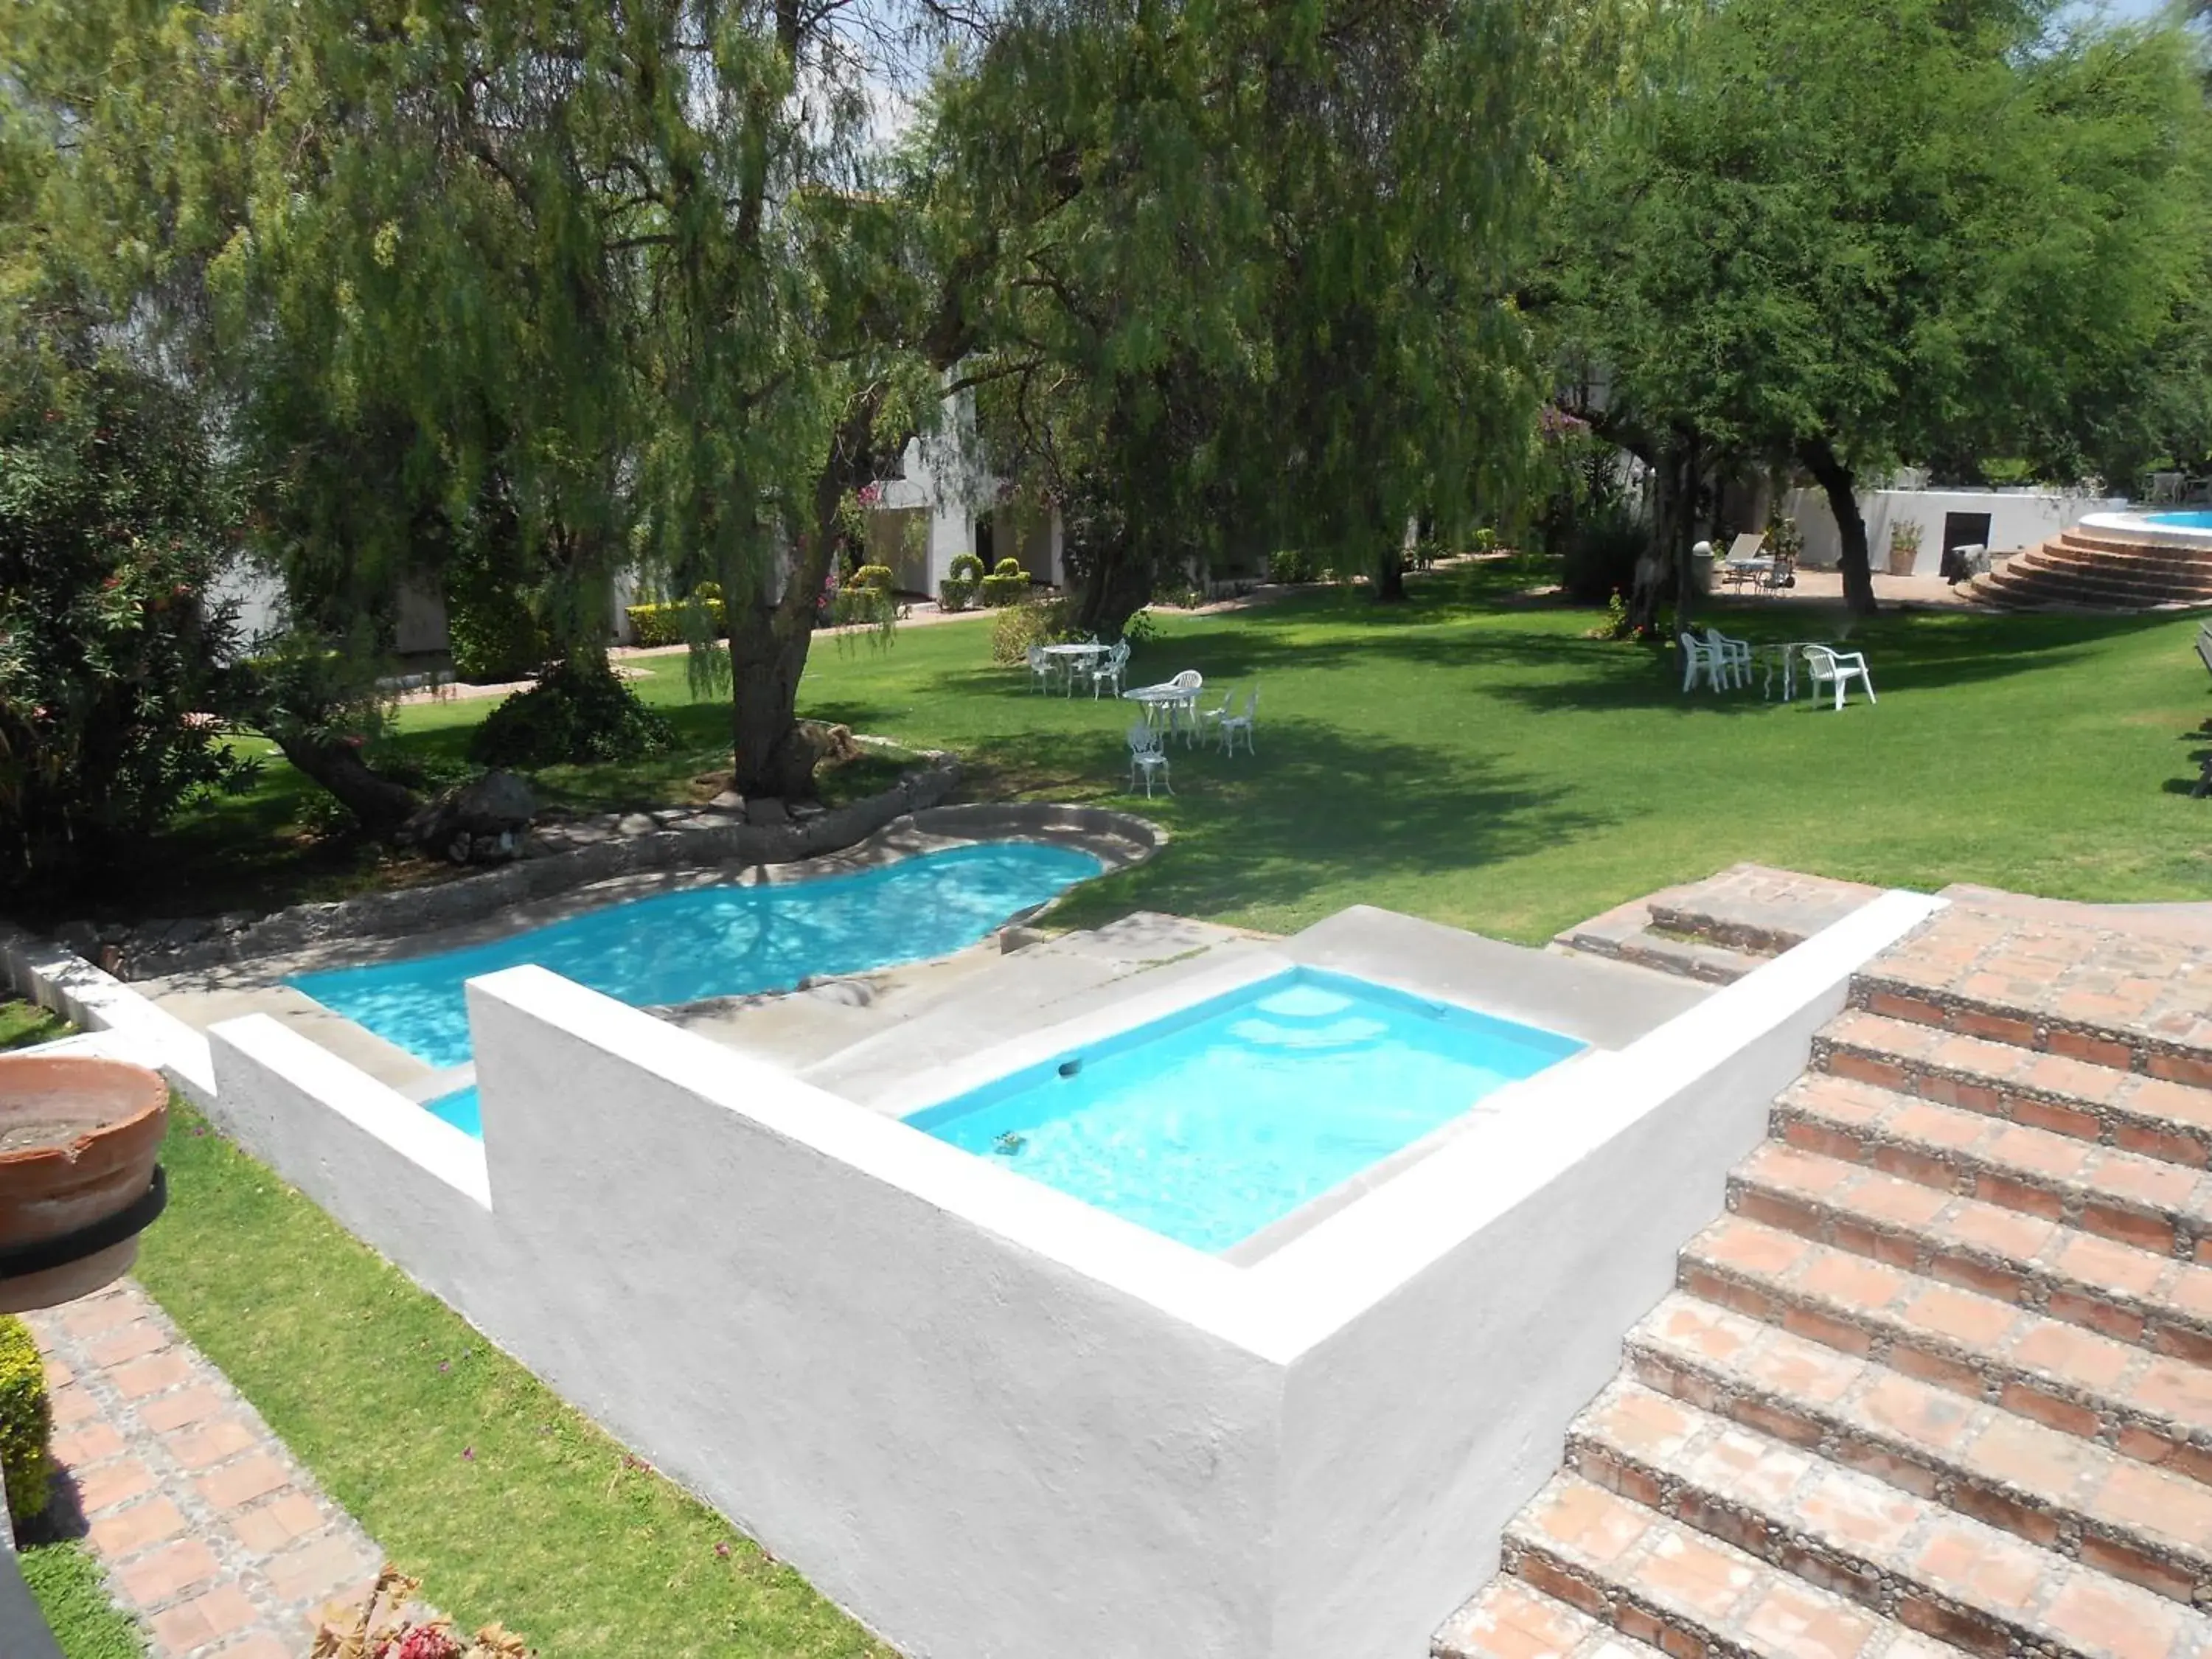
[25,1280,383,1658]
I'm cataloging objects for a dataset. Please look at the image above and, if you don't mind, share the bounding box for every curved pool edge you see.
[2077,510,2212,551]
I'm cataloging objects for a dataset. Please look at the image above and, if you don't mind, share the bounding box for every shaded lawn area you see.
[134,1103,894,1659]
[0,997,72,1050]
[108,563,2212,940]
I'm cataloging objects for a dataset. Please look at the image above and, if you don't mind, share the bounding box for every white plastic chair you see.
[1703,628,1753,689]
[1165,669,1203,744]
[1127,722,1172,796]
[1217,687,1258,756]
[1801,645,1876,709]
[1090,639,1130,699]
[1679,633,1721,693]
[1026,645,1057,695]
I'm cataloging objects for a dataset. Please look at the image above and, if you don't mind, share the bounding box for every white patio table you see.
[1040,641,1107,695]
[1758,641,1833,701]
[1123,682,1202,743]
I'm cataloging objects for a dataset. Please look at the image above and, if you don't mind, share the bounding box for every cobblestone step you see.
[1501,1474,1973,1659]
[1773,1071,2212,1262]
[1552,865,1882,986]
[1679,1215,2212,1484]
[1627,1294,2212,1609]
[1849,972,2212,1098]
[1814,1008,2212,1172]
[1731,1138,2212,1363]
[1432,1573,1669,1659]
[1568,1376,2212,1646]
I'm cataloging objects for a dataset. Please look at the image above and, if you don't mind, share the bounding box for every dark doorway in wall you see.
[974,514,995,566]
[1941,512,1992,558]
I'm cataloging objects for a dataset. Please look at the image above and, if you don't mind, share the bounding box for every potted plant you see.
[0,1055,168,1313]
[1885,520,1923,577]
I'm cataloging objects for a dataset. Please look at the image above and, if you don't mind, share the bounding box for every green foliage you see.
[1559,506,1652,605]
[468,661,675,769]
[18,1540,143,1659]
[990,557,1024,580]
[623,599,728,649]
[852,565,896,593]
[1473,529,1499,555]
[980,572,1032,608]
[447,595,551,685]
[0,349,256,896]
[0,1313,52,1526]
[990,597,1072,665]
[1268,549,1318,585]
[937,577,980,612]
[947,553,985,585]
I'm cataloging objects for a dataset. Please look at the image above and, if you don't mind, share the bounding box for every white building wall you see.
[1785,486,2129,574]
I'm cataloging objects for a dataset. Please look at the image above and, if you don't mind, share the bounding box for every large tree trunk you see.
[725,386,886,799]
[1068,543,1156,639]
[270,735,422,835]
[1799,437,1877,616]
[1374,549,1408,602]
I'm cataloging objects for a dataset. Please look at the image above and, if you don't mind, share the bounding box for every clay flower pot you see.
[0,1055,168,1313]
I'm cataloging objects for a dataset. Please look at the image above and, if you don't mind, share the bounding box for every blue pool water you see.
[2146,511,2212,530]
[910,968,1582,1252]
[290,842,1105,1082]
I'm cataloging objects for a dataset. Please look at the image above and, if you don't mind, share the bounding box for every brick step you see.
[1501,1474,1946,1659]
[1974,566,2212,611]
[1731,1138,2212,1363]
[1814,1008,2212,1174]
[2054,532,2212,567]
[1678,1214,2212,1481]
[1850,975,2212,1096]
[1972,557,2211,603]
[1774,1071,2212,1262]
[1568,1375,2212,1646]
[2025,559,2212,597]
[1432,1574,1669,1659]
[2033,541,2212,580]
[1606,927,1769,986]
[1627,1294,2212,1606]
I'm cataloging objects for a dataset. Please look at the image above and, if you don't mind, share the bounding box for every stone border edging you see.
[116,752,967,980]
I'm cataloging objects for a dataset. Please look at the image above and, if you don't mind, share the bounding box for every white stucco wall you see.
[1784,487,2129,574]
[18,891,1944,1659]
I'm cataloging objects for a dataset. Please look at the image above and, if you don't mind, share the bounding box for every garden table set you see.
[1681,628,1876,710]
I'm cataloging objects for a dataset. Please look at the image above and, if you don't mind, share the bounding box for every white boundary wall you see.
[8,893,1944,1658]
[1784,485,2127,573]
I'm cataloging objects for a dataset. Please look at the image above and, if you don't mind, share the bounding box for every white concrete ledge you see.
[0,922,215,1102]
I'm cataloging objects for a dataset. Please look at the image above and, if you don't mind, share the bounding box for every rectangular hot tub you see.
[907,967,1584,1251]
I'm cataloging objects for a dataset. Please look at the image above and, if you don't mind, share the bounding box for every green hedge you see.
[948,552,985,584]
[625,598,728,647]
[937,578,979,612]
[980,572,1029,608]
[852,564,896,593]
[0,1312,53,1526]
[446,595,549,684]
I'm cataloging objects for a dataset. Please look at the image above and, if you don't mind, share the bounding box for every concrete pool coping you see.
[852,903,1711,1265]
[135,803,1162,1093]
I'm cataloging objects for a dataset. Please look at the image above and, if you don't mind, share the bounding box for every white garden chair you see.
[1216,687,1258,756]
[1196,688,1237,741]
[1089,639,1130,699]
[1165,668,1204,743]
[1703,627,1753,689]
[1679,633,1722,693]
[1127,722,1172,796]
[1026,645,1057,695]
[1801,645,1876,710]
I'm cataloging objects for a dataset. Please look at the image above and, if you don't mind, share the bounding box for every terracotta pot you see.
[0,1055,168,1312]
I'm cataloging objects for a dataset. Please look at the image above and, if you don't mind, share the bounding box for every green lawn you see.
[100,561,2212,936]
[0,998,72,1051]
[134,1104,893,1659]
[16,1540,143,1659]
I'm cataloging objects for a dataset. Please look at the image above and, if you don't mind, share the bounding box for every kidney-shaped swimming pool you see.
[288,841,1105,1080]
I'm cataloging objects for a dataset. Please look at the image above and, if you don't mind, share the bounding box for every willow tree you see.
[920,0,1630,632]
[8,0,974,804]
[1549,0,2212,615]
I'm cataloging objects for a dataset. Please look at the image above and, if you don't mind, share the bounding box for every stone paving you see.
[1554,863,1885,985]
[25,1279,383,1659]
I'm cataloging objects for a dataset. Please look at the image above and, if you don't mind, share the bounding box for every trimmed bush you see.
[937,577,979,613]
[624,597,728,647]
[852,564,896,593]
[990,596,1071,664]
[980,563,1031,608]
[468,660,676,768]
[445,595,550,684]
[1268,548,1315,584]
[0,1313,53,1526]
[948,552,985,584]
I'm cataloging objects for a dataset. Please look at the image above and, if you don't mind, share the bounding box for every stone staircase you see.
[1967,529,2212,612]
[1554,866,1885,986]
[1440,894,2212,1659]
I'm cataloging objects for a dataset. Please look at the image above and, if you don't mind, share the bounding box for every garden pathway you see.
[26,1279,384,1659]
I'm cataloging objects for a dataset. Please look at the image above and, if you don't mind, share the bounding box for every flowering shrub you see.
[0,352,255,896]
